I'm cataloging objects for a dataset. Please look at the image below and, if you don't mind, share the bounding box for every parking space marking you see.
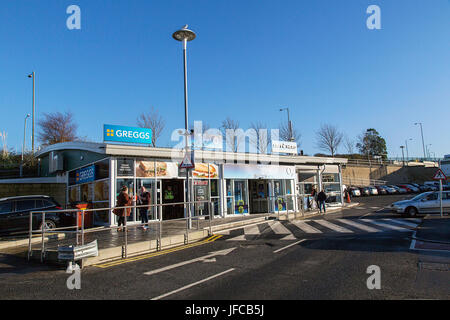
[150,268,235,300]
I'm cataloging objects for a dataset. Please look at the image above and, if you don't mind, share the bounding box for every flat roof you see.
[36,141,348,166]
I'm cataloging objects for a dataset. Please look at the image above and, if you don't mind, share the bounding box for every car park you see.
[390,191,450,216]
[375,186,387,195]
[359,187,371,196]
[381,185,397,194]
[368,186,379,195]
[390,185,408,194]
[0,195,68,235]
[348,187,361,197]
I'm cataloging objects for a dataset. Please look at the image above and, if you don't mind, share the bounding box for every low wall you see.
[0,183,66,207]
[343,164,438,186]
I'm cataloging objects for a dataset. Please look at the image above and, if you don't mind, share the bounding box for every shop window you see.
[234,180,248,214]
[117,158,134,177]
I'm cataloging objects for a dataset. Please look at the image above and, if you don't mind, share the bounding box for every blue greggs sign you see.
[103,124,152,144]
[76,165,95,184]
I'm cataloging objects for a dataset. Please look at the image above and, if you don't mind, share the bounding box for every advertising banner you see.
[76,165,95,184]
[223,164,295,180]
[136,160,179,178]
[192,163,219,179]
[271,140,298,154]
[104,124,152,144]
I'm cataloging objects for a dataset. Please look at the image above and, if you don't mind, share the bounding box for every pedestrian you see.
[115,186,132,232]
[138,186,151,230]
[317,189,327,213]
[311,187,318,209]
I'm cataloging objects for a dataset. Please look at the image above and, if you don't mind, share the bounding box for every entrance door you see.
[249,180,269,213]
[136,179,158,221]
[162,179,184,220]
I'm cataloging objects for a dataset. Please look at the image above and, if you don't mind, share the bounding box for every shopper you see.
[311,187,318,209]
[116,186,132,231]
[317,190,327,213]
[138,186,151,229]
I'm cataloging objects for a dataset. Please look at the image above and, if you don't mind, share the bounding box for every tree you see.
[356,128,387,159]
[279,122,301,146]
[220,117,240,152]
[137,107,165,147]
[343,135,355,154]
[315,124,343,157]
[249,122,271,154]
[38,111,78,146]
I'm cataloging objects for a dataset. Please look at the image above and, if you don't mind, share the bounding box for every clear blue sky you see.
[0,0,449,158]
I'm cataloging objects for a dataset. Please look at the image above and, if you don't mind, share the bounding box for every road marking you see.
[291,220,322,233]
[336,219,380,233]
[94,235,223,268]
[280,234,297,240]
[150,268,235,300]
[359,212,373,219]
[144,247,236,276]
[314,220,353,233]
[217,221,268,235]
[244,224,261,235]
[273,239,306,253]
[360,219,411,232]
[269,221,292,234]
[382,219,418,228]
[226,235,246,241]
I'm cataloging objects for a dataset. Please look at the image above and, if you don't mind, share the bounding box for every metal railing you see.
[342,177,387,187]
[27,200,215,263]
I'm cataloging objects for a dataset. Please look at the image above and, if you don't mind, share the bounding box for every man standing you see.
[317,190,327,214]
[138,186,151,229]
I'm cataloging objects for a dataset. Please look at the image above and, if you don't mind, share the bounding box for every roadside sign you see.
[179,152,194,169]
[433,169,447,180]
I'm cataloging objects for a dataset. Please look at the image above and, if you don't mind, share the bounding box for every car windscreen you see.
[410,193,428,201]
[15,200,36,211]
[0,201,12,214]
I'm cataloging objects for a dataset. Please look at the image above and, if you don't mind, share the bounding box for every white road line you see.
[291,220,322,233]
[216,221,268,235]
[360,219,411,232]
[337,219,380,233]
[244,224,261,235]
[226,235,246,241]
[370,207,380,210]
[314,220,353,233]
[407,218,422,223]
[382,219,418,228]
[274,239,306,253]
[359,212,374,219]
[270,221,292,234]
[150,268,235,300]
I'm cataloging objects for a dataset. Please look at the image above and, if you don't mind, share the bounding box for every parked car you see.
[368,186,379,196]
[391,191,450,216]
[0,195,67,235]
[404,184,420,193]
[348,187,361,197]
[375,186,387,195]
[398,184,414,193]
[380,185,397,194]
[359,187,371,196]
[390,185,408,194]
[410,183,428,192]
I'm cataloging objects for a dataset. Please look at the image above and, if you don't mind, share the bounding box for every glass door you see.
[116,178,135,222]
[234,180,248,214]
[136,179,158,221]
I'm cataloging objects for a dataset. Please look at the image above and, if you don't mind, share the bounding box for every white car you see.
[391,191,450,216]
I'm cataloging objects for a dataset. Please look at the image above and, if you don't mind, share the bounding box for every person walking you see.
[311,187,318,210]
[115,186,132,232]
[317,190,327,214]
[138,186,151,230]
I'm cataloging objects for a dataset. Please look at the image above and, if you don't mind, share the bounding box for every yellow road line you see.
[94,235,223,268]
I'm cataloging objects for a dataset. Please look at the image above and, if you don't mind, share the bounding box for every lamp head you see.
[172,25,196,42]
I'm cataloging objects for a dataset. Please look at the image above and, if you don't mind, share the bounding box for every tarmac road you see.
[0,194,449,300]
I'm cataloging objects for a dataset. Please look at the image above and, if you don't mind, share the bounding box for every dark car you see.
[0,195,67,235]
[375,186,387,195]
[359,187,371,196]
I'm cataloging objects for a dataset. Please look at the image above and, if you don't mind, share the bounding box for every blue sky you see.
[0,0,449,158]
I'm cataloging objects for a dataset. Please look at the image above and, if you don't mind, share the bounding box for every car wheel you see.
[406,207,418,217]
[39,220,56,231]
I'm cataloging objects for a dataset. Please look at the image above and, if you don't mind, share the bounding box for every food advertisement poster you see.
[136,160,178,178]
[192,163,218,179]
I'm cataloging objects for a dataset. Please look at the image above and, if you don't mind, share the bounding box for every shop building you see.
[35,142,347,227]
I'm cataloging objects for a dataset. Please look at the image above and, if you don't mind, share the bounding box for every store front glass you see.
[298,171,319,211]
[234,180,248,214]
[322,173,342,206]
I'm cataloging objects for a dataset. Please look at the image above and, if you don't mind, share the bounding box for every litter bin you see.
[73,202,93,229]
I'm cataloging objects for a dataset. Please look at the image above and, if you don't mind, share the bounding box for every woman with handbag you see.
[115,186,132,232]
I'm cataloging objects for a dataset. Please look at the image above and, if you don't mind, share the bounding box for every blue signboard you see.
[76,165,95,184]
[104,124,152,144]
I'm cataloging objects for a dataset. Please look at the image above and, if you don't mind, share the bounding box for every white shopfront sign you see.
[223,164,296,180]
[271,140,298,154]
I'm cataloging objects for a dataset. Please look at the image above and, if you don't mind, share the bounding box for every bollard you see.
[28,212,33,261]
[209,202,213,236]
[41,212,45,263]
[81,210,85,246]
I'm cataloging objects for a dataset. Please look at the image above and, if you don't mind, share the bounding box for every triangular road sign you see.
[433,169,447,180]
[179,152,195,169]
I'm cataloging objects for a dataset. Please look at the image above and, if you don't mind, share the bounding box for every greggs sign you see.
[103,124,152,144]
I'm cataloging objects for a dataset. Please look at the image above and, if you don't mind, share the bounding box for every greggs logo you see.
[104,124,152,144]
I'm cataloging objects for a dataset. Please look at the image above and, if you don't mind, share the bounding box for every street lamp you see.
[173,25,196,228]
[405,138,412,161]
[22,114,31,161]
[279,107,293,142]
[28,72,35,155]
[414,122,426,160]
[400,146,405,166]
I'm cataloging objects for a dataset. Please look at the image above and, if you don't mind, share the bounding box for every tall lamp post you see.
[280,107,293,141]
[414,122,426,160]
[20,114,31,177]
[28,72,35,155]
[405,138,412,162]
[173,25,196,229]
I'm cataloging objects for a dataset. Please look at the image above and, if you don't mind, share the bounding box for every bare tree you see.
[315,124,343,157]
[343,135,355,154]
[220,117,240,152]
[279,122,301,146]
[137,107,165,147]
[249,122,271,154]
[38,111,78,146]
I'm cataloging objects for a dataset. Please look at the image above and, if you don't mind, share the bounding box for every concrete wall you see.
[343,164,438,186]
[0,183,66,207]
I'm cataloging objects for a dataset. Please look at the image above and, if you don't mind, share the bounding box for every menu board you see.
[117,158,134,176]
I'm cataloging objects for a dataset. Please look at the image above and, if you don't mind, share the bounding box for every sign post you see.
[433,167,447,217]
[180,149,195,229]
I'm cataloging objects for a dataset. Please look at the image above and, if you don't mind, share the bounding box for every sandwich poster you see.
[136,160,178,178]
[192,163,218,179]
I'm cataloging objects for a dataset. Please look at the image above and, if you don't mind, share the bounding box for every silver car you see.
[391,191,450,216]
